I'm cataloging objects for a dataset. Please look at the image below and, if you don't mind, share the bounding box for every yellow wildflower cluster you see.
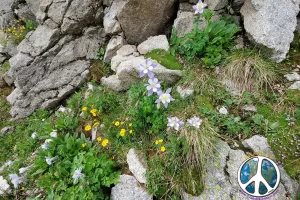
[155,139,166,152]
[0,19,36,44]
[84,125,92,131]
[114,120,133,137]
[96,137,109,147]
[101,139,109,147]
[82,107,100,117]
[119,129,126,137]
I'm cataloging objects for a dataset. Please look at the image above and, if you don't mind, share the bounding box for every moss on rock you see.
[145,49,183,70]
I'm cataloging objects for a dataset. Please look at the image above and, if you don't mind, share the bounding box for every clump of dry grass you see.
[222,50,281,95]
[181,119,217,195]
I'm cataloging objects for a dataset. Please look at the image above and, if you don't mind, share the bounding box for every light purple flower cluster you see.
[167,116,203,131]
[167,117,184,131]
[9,174,24,188]
[145,78,161,96]
[139,58,157,78]
[138,59,175,108]
[187,116,203,128]
[155,88,175,108]
[73,167,85,184]
[193,0,207,14]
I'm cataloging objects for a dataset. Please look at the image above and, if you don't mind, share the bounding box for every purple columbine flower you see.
[187,116,203,128]
[9,174,24,188]
[193,0,207,14]
[72,167,85,184]
[45,156,58,165]
[155,88,175,108]
[139,59,157,78]
[167,117,184,131]
[145,78,161,96]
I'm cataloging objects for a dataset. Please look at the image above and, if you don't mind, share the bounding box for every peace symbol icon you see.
[237,156,280,197]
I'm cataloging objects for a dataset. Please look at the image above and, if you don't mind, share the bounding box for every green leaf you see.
[269,122,279,130]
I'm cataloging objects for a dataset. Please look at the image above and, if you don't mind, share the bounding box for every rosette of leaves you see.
[31,133,120,199]
[170,9,239,68]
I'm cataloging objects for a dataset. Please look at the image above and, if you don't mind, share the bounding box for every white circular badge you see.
[237,156,280,197]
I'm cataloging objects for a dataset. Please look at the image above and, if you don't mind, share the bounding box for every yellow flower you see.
[97,137,102,142]
[129,130,133,134]
[21,187,24,190]
[84,125,92,131]
[93,122,100,127]
[102,139,109,147]
[82,107,88,111]
[159,139,163,143]
[119,129,126,137]
[155,140,159,145]
[21,26,25,30]
[82,143,87,148]
[129,123,132,127]
[115,121,120,126]
[90,109,97,113]
[160,146,166,152]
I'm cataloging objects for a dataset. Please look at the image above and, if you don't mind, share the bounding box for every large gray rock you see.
[241,0,300,62]
[173,12,221,37]
[103,1,126,35]
[137,35,169,55]
[25,0,43,17]
[18,25,60,57]
[6,27,105,119]
[61,0,101,34]
[117,0,178,44]
[4,0,106,119]
[102,56,183,91]
[127,149,147,184]
[111,175,153,200]
[205,0,229,10]
[0,0,14,30]
[104,36,125,62]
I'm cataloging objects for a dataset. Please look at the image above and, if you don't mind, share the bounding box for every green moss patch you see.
[145,49,183,70]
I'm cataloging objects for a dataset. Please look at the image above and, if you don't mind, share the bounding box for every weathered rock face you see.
[101,56,183,91]
[205,0,228,10]
[117,0,178,44]
[5,0,106,119]
[183,136,299,200]
[111,175,153,200]
[127,148,147,184]
[137,35,169,55]
[241,0,300,62]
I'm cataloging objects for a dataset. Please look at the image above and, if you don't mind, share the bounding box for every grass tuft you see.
[222,50,281,96]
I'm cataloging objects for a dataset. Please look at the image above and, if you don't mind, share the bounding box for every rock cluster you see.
[241,0,300,62]
[101,34,183,92]
[285,70,300,90]
[111,148,152,200]
[183,136,299,200]
[103,0,177,44]
[4,0,105,119]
